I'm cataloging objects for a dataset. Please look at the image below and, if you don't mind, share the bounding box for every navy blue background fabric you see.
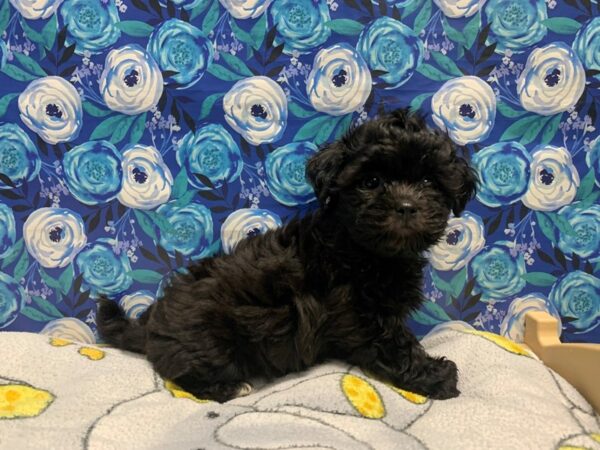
[0,0,598,344]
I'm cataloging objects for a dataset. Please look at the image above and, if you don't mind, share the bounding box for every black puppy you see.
[97,109,476,403]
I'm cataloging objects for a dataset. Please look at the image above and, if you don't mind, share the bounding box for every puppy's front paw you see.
[422,358,459,400]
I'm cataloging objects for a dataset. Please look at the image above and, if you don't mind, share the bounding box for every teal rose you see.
[357,17,423,88]
[62,140,123,206]
[0,203,16,259]
[549,271,599,333]
[60,0,121,55]
[0,272,25,329]
[156,202,214,258]
[177,124,243,190]
[265,142,317,206]
[269,0,331,54]
[573,17,600,79]
[75,238,133,298]
[470,242,526,302]
[147,19,213,89]
[472,141,532,207]
[0,123,41,189]
[484,0,547,53]
[557,204,600,263]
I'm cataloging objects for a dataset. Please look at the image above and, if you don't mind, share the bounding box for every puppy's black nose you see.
[396,201,417,216]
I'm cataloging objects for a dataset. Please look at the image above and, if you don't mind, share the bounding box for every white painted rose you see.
[428,212,486,271]
[23,207,87,269]
[223,76,288,145]
[118,145,173,210]
[500,293,562,342]
[431,76,496,145]
[219,0,273,19]
[9,0,63,20]
[99,44,164,115]
[40,317,95,344]
[306,43,372,116]
[433,0,486,18]
[18,76,83,144]
[221,208,282,254]
[517,42,585,116]
[522,145,580,211]
[119,290,155,319]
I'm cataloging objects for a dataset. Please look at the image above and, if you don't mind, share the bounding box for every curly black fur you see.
[97,109,477,403]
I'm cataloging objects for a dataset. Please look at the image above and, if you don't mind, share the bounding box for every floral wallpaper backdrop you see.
[0,0,598,344]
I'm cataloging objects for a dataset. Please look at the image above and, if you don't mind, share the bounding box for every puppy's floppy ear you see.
[449,154,478,216]
[306,141,346,207]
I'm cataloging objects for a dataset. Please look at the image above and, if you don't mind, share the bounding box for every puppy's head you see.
[306,108,477,256]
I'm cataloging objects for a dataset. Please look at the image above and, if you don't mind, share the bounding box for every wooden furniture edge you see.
[524,311,600,414]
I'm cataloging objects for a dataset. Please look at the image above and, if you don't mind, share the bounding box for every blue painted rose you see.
[0,203,16,259]
[470,242,526,302]
[0,123,41,189]
[472,141,532,207]
[357,17,423,88]
[557,204,600,263]
[586,136,600,187]
[177,124,243,190]
[265,141,317,206]
[155,202,214,258]
[484,0,547,53]
[573,17,600,80]
[62,140,123,206]
[0,271,25,329]
[75,238,133,298]
[147,19,213,89]
[549,271,599,333]
[269,0,331,55]
[221,208,282,254]
[60,0,121,55]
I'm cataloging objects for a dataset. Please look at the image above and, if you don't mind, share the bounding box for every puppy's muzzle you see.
[396,201,417,218]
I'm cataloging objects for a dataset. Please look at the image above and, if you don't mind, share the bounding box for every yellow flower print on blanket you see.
[462,330,532,357]
[0,384,54,419]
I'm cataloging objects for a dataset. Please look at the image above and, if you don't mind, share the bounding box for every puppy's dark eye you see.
[362,176,380,189]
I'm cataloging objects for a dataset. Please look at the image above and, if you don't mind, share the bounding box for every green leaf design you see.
[546,211,577,237]
[293,115,333,141]
[500,115,546,142]
[219,52,254,77]
[39,268,62,290]
[146,210,173,235]
[190,0,211,20]
[41,14,57,49]
[1,64,38,82]
[199,92,224,120]
[521,272,558,287]
[133,210,158,242]
[403,0,423,17]
[229,19,254,47]
[204,239,222,257]
[463,11,481,49]
[541,17,582,35]
[575,169,595,202]
[129,112,147,144]
[173,189,196,208]
[333,113,353,140]
[577,190,600,209]
[58,264,74,295]
[128,269,164,284]
[30,296,63,318]
[13,250,30,281]
[116,20,155,37]
[448,267,467,298]
[0,0,10,38]
[535,211,556,242]
[314,115,345,145]
[289,102,318,118]
[423,301,452,321]
[110,114,137,145]
[409,92,433,112]
[13,52,47,77]
[413,0,432,34]
[324,19,364,36]
[172,170,189,199]
[1,238,24,270]
[207,63,245,81]
[21,306,57,322]
[519,115,553,145]
[417,64,454,81]
[19,18,45,46]
[0,93,19,118]
[430,268,454,294]
[430,51,463,77]
[250,13,267,49]
[497,102,528,118]
[90,115,126,140]
[83,101,113,118]
[539,113,563,145]
[442,17,466,46]
[202,0,220,36]
[411,309,443,326]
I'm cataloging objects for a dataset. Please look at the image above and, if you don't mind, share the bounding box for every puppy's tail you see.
[96,297,148,354]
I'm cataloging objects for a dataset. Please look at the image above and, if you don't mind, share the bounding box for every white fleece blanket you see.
[0,329,598,450]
